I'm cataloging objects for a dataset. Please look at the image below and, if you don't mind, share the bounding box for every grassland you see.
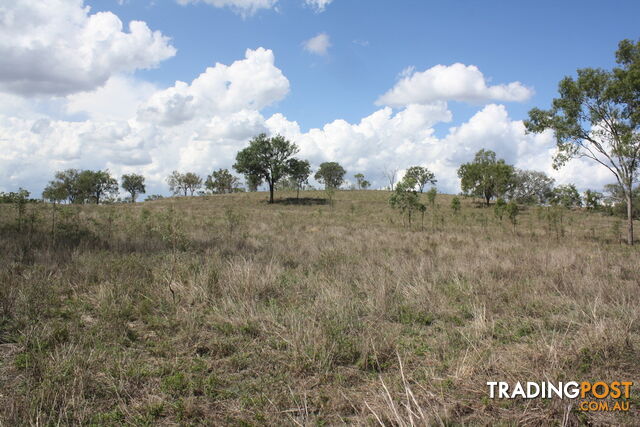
[0,190,638,425]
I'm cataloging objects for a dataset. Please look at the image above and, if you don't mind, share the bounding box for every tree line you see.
[3,39,638,243]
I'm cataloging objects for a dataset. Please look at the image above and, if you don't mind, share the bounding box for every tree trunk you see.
[269,182,274,203]
[627,191,634,245]
[296,185,300,200]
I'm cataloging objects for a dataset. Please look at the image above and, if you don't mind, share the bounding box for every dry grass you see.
[0,190,638,425]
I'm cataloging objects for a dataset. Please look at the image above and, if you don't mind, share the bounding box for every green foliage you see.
[167,171,202,196]
[551,184,582,208]
[233,133,299,203]
[389,178,425,227]
[244,174,263,192]
[353,173,370,190]
[205,169,241,194]
[508,169,555,204]
[457,149,515,206]
[506,201,519,229]
[405,166,437,193]
[1,188,31,204]
[121,173,146,202]
[604,183,640,219]
[525,38,640,244]
[426,187,437,207]
[451,196,461,213]
[42,180,68,203]
[584,190,603,210]
[494,197,506,220]
[314,162,346,190]
[44,169,118,204]
[78,170,119,204]
[145,194,164,202]
[286,158,311,198]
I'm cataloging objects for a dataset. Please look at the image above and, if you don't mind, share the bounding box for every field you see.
[0,190,638,425]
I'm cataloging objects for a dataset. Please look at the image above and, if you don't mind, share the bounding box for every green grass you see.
[0,190,638,425]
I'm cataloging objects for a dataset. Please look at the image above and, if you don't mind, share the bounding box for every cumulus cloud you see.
[176,0,277,16]
[305,0,333,12]
[0,0,176,97]
[66,76,158,121]
[377,63,533,107]
[303,33,331,56]
[137,48,289,126]
[0,47,611,197]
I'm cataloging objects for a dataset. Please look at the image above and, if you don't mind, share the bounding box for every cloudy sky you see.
[1,0,638,196]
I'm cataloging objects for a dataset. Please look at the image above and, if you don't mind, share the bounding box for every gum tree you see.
[525,39,640,244]
[405,166,437,193]
[287,158,311,199]
[457,149,515,206]
[121,173,146,202]
[234,133,299,203]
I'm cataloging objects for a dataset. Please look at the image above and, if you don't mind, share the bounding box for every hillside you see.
[0,190,638,425]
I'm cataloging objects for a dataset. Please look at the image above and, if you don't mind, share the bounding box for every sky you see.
[1,0,639,196]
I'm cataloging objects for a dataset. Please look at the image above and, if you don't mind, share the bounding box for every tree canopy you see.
[404,166,436,193]
[314,162,346,190]
[234,133,299,203]
[206,169,241,194]
[457,149,515,206]
[121,173,146,202]
[286,158,311,199]
[525,38,640,244]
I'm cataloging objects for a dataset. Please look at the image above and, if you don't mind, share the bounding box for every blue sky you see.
[0,0,639,195]
[89,0,639,132]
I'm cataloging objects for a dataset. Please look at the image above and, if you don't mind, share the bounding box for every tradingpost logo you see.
[486,381,633,412]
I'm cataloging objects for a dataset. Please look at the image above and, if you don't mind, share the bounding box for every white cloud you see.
[0,0,176,97]
[0,47,613,197]
[305,0,333,12]
[137,48,289,126]
[176,0,277,16]
[303,33,331,56]
[66,76,158,121]
[377,63,533,107]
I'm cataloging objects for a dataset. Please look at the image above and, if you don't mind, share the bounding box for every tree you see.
[42,180,68,204]
[234,133,299,203]
[426,187,437,207]
[167,171,187,196]
[182,173,202,196]
[287,158,311,199]
[315,162,346,190]
[205,169,241,194]
[506,201,519,232]
[245,174,262,192]
[494,197,506,220]
[389,178,425,227]
[584,190,603,210]
[77,170,118,204]
[551,184,582,209]
[121,173,146,202]
[604,183,640,219]
[354,173,368,190]
[451,196,461,214]
[525,39,640,244]
[457,149,515,206]
[383,167,398,191]
[508,169,555,205]
[405,166,437,193]
[49,169,82,203]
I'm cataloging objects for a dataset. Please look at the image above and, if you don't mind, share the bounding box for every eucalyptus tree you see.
[234,133,299,203]
[525,39,640,244]
[405,166,437,193]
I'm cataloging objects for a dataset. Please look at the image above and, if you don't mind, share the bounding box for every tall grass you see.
[0,190,638,425]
